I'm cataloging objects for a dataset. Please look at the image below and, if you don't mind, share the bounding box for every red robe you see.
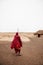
[11,34,22,49]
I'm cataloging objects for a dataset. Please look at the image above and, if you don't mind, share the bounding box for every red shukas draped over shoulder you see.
[10,33,22,49]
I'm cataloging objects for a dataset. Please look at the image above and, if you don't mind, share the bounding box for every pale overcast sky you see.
[0,0,43,32]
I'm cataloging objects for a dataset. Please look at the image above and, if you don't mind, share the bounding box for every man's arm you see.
[19,37,22,47]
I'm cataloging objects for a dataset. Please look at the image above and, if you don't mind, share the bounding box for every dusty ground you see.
[0,33,43,65]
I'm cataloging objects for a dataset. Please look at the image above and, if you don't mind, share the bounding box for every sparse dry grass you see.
[0,32,43,65]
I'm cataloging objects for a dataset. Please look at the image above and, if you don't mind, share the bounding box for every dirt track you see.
[0,36,43,65]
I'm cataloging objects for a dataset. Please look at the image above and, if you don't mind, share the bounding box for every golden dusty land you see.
[0,32,43,65]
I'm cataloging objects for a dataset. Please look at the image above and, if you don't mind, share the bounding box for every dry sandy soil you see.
[0,33,43,65]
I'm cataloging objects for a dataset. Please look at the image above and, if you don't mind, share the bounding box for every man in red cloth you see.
[11,32,22,56]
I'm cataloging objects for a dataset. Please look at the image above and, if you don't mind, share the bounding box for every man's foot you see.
[17,52,21,56]
[18,54,21,56]
[16,52,21,56]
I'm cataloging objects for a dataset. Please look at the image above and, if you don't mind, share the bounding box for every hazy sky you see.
[0,0,43,32]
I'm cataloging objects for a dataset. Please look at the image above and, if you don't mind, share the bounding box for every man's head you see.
[16,32,18,35]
